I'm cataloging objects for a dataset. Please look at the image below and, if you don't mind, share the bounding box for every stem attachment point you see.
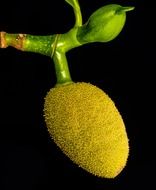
[51,34,60,58]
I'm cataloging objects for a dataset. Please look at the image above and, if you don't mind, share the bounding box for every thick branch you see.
[0,31,56,57]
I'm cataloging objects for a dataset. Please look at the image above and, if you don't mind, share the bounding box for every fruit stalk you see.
[0,29,80,85]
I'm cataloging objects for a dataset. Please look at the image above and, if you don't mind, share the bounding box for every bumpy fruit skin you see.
[44,82,129,178]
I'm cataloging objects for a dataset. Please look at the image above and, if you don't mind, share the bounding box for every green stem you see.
[0,32,56,57]
[23,34,56,56]
[65,0,82,27]
[51,28,81,85]
[0,29,81,85]
[53,50,73,85]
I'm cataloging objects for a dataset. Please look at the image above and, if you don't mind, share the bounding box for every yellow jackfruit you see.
[44,82,129,178]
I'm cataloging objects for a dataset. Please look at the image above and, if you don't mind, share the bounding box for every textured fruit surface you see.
[44,82,129,178]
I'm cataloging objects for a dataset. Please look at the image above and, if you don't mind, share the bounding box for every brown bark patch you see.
[0,32,8,48]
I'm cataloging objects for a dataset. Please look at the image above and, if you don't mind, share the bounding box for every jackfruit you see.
[44,82,129,178]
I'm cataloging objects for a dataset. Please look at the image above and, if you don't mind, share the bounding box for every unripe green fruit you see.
[44,82,129,178]
[77,4,134,43]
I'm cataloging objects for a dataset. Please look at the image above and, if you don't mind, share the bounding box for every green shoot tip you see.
[116,6,135,14]
[122,6,135,12]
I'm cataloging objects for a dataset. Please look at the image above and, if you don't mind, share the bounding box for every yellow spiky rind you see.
[44,82,129,178]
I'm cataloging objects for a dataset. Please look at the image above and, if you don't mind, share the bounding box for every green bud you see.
[77,4,134,43]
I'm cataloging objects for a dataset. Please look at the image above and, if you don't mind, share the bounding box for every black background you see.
[0,0,155,189]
